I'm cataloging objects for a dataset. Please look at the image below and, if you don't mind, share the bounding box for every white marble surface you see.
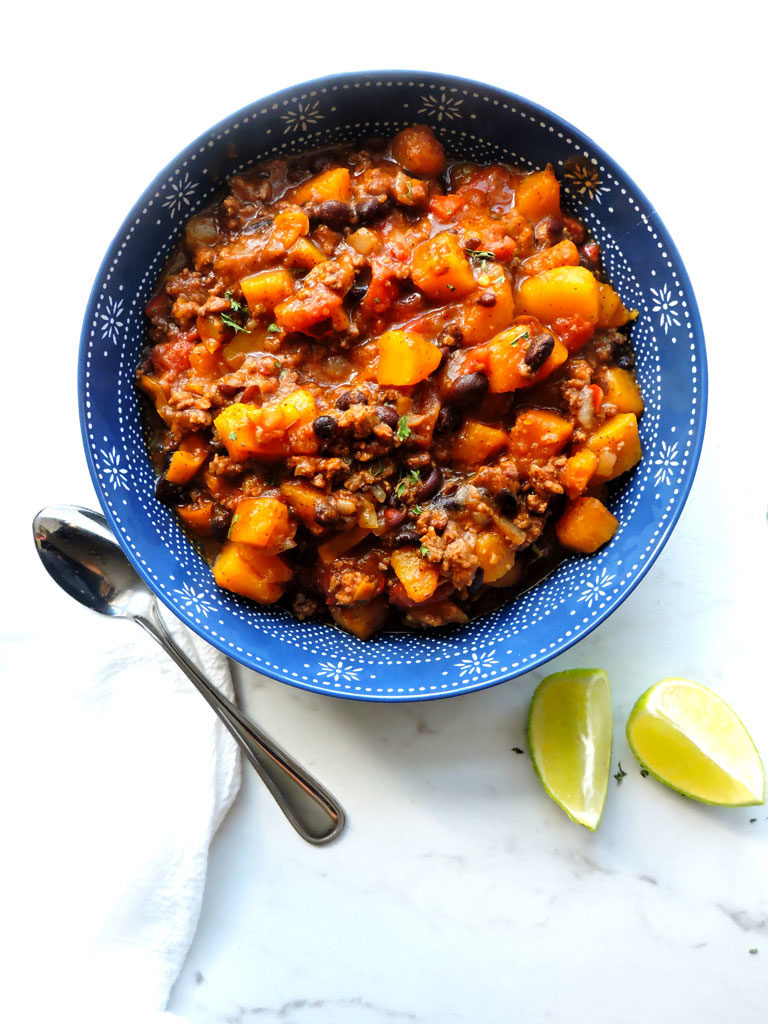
[5,3,768,1022]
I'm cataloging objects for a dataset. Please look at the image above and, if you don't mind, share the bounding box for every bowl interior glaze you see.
[79,71,706,701]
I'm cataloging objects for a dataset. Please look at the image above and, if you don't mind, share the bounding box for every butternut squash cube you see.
[376,330,442,386]
[411,232,476,301]
[286,238,327,270]
[214,403,258,462]
[390,547,440,603]
[600,366,644,415]
[280,480,329,535]
[228,497,296,553]
[240,268,294,314]
[556,497,618,553]
[561,450,599,499]
[483,326,568,394]
[517,266,600,326]
[331,597,389,640]
[177,501,214,534]
[598,283,635,327]
[391,124,446,178]
[213,542,292,604]
[291,167,352,206]
[583,413,643,483]
[451,420,508,465]
[514,166,561,223]
[475,530,516,583]
[165,434,209,484]
[521,239,580,277]
[508,410,573,469]
[318,526,369,564]
[454,262,516,345]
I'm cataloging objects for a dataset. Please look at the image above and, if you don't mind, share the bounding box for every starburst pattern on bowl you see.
[173,582,217,618]
[281,100,323,134]
[99,295,124,345]
[162,172,197,219]
[316,660,363,684]
[417,90,463,122]
[653,439,680,487]
[99,447,130,490]
[649,284,681,332]
[564,163,610,203]
[456,650,498,677]
[578,569,616,608]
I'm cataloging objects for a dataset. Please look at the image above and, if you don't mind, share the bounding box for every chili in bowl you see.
[79,72,706,699]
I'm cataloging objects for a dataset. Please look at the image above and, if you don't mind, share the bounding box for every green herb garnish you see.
[371,460,383,477]
[267,322,281,334]
[410,504,424,516]
[465,249,496,261]
[447,284,456,291]
[395,479,409,498]
[405,180,413,200]
[232,514,239,524]
[228,431,237,440]
[510,329,530,348]
[224,290,244,313]
[614,762,627,785]
[396,416,411,441]
[419,544,430,559]
[221,312,251,334]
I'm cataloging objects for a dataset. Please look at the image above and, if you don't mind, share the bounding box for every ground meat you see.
[138,124,644,639]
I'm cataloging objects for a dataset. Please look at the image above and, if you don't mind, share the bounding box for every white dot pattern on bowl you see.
[80,75,706,701]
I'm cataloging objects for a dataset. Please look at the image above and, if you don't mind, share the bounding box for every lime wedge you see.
[528,668,612,830]
[626,678,765,806]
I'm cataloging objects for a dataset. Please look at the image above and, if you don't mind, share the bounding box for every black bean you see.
[468,566,485,597]
[437,325,464,347]
[524,332,555,373]
[476,292,497,308]
[155,475,187,506]
[447,371,489,408]
[413,466,443,503]
[392,526,421,547]
[347,280,369,304]
[336,389,368,410]
[312,415,338,441]
[376,405,400,430]
[354,195,389,223]
[306,200,355,230]
[436,406,462,433]
[210,505,233,541]
[314,501,340,527]
[613,343,635,370]
[496,488,518,515]
[535,216,563,246]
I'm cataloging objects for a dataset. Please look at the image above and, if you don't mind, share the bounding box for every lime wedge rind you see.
[626,677,766,808]
[528,668,612,831]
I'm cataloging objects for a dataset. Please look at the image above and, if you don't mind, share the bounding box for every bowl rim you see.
[78,69,708,701]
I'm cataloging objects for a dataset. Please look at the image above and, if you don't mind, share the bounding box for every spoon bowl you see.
[33,505,346,845]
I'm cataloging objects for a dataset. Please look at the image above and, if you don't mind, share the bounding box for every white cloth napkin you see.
[3,597,240,1024]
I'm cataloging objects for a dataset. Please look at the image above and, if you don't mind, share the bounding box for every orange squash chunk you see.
[228,497,296,553]
[514,166,561,223]
[451,420,508,465]
[291,167,352,206]
[556,497,619,553]
[561,450,599,499]
[517,266,600,326]
[240,269,294,314]
[508,410,573,470]
[376,330,442,386]
[212,542,293,604]
[390,547,440,603]
[582,413,643,483]
[411,232,476,301]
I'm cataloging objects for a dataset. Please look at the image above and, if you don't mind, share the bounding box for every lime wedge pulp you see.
[626,678,765,806]
[528,668,612,830]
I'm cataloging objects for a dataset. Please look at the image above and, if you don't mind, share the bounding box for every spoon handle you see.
[136,601,345,845]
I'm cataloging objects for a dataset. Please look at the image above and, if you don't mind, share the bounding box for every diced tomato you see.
[151,330,198,374]
[145,292,167,319]
[552,314,595,353]
[589,384,604,411]
[429,194,466,222]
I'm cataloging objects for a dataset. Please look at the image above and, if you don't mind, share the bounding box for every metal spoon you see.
[32,504,346,845]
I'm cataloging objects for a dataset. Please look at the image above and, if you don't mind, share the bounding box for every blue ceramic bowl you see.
[79,71,706,701]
